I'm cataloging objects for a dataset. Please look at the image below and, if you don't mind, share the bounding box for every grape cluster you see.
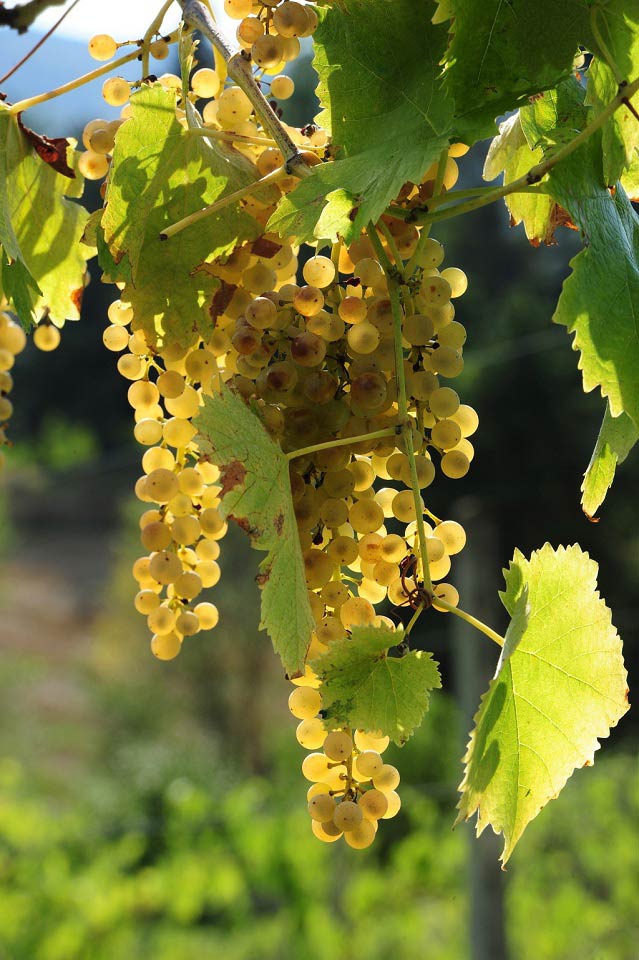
[86,3,478,847]
[289,687,401,848]
[103,298,226,660]
[0,308,26,466]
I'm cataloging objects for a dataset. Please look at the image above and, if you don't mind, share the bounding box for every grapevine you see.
[0,0,635,863]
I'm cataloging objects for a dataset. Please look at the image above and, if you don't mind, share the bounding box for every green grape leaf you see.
[311,626,441,745]
[586,2,639,184]
[457,544,629,865]
[436,0,591,141]
[0,107,91,328]
[581,403,638,518]
[102,85,259,346]
[269,0,453,243]
[195,387,314,676]
[483,113,557,245]
[548,135,639,426]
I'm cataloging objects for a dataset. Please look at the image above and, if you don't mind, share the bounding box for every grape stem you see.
[404,147,448,278]
[8,34,179,114]
[177,0,314,177]
[367,224,433,597]
[159,164,288,240]
[285,426,397,462]
[435,599,505,647]
[141,0,176,77]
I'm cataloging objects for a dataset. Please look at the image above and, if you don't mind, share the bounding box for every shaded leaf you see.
[311,626,441,745]
[195,387,314,675]
[581,402,638,518]
[457,544,629,865]
[435,0,591,141]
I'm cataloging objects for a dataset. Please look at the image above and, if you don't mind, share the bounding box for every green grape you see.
[430,346,464,377]
[381,790,401,819]
[304,370,338,404]
[431,418,462,450]
[148,604,177,636]
[450,403,479,437]
[340,596,376,628]
[420,275,452,306]
[438,320,467,349]
[434,519,466,554]
[404,313,435,345]
[88,33,118,61]
[354,258,384,287]
[344,818,376,849]
[273,1,310,37]
[359,789,389,820]
[350,371,388,411]
[380,534,407,563]
[373,763,401,793]
[428,552,452,581]
[338,296,367,324]
[291,332,326,367]
[323,731,353,761]
[174,570,203,600]
[347,321,380,355]
[102,76,130,106]
[327,535,359,564]
[415,237,444,269]
[432,582,460,611]
[195,560,221,588]
[297,718,327,749]
[134,589,160,615]
[429,386,460,418]
[149,550,183,584]
[163,417,197,447]
[304,549,336,589]
[312,820,342,843]
[289,686,322,720]
[333,800,362,832]
[251,33,285,69]
[33,324,61,352]
[170,515,201,545]
[157,369,186,398]
[391,489,423,523]
[303,255,335,288]
[151,632,182,660]
[194,601,219,630]
[441,266,468,298]
[308,792,336,823]
[141,520,172,551]
[441,450,470,478]
[349,499,384,534]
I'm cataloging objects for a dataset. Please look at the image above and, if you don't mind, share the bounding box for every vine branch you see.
[0,0,67,33]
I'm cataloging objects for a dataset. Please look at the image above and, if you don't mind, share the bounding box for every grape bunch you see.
[85,2,478,848]
[0,307,27,466]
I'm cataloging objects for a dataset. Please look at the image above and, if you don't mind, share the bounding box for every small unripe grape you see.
[102,76,130,107]
[88,34,117,61]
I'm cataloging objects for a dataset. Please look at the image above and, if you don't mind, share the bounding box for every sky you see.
[36,0,232,40]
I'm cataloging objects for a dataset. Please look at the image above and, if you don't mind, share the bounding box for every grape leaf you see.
[581,402,638,518]
[102,85,259,346]
[436,0,591,141]
[311,626,441,745]
[457,544,629,865]
[483,113,557,245]
[585,2,639,184]
[0,107,91,328]
[194,387,314,676]
[548,134,639,426]
[269,0,453,244]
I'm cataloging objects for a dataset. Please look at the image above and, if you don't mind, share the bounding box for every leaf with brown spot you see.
[251,236,282,258]
[17,115,74,178]
[195,386,314,674]
[209,281,237,324]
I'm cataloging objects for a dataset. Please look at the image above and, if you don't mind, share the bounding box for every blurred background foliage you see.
[0,15,637,960]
